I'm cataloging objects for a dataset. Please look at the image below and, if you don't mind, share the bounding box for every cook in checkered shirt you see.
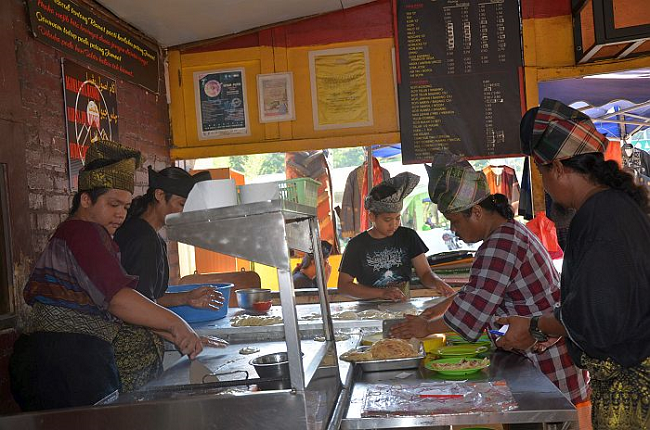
[391,162,589,407]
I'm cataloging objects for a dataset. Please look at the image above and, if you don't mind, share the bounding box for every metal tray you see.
[342,345,425,372]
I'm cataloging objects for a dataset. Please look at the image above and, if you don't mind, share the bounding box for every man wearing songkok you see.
[392,162,590,407]
[498,98,650,429]
[10,140,204,411]
[338,172,454,302]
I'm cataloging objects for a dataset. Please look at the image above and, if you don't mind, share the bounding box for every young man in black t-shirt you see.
[338,172,454,301]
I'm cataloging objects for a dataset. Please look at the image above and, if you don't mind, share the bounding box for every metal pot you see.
[250,352,290,390]
[236,288,271,310]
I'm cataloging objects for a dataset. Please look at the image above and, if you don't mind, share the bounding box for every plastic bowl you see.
[166,283,232,323]
[236,288,271,310]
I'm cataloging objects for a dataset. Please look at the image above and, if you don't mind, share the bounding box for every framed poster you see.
[309,47,373,130]
[194,69,249,140]
[257,72,295,123]
[62,59,119,191]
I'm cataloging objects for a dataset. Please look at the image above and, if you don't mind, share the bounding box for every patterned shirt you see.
[24,219,138,316]
[443,219,589,405]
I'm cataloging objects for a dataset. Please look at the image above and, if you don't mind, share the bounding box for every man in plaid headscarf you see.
[339,172,455,302]
[499,99,650,430]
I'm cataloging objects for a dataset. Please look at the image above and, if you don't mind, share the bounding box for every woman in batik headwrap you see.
[497,99,650,429]
[9,141,204,411]
[338,172,455,302]
[391,162,590,408]
[113,167,227,392]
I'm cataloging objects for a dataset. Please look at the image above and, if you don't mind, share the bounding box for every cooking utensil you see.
[250,352,291,390]
[189,359,219,384]
[236,288,271,310]
[382,318,407,338]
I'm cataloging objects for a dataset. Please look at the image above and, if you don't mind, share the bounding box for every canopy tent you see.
[538,69,650,141]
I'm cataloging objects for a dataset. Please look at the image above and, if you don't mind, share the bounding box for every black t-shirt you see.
[114,217,169,300]
[339,227,428,288]
[293,271,315,289]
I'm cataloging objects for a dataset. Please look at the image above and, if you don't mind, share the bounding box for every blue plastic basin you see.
[166,283,232,323]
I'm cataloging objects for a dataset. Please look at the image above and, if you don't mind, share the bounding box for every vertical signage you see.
[397,0,523,163]
[62,59,118,190]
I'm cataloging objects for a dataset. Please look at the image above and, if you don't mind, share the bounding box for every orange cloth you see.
[360,157,386,230]
[604,140,622,167]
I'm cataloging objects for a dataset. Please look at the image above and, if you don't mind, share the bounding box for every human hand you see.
[494,315,536,352]
[187,286,224,310]
[531,336,561,354]
[419,306,439,320]
[201,335,229,348]
[381,287,407,302]
[171,321,203,359]
[390,314,430,339]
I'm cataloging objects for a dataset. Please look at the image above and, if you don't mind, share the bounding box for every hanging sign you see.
[27,0,159,93]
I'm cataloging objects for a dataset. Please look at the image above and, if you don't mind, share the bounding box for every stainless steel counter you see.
[190,298,446,341]
[341,350,577,430]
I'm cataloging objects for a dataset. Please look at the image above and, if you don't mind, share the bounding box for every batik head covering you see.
[364,172,420,214]
[431,166,490,214]
[78,140,142,193]
[148,166,212,199]
[521,98,608,165]
[424,151,472,207]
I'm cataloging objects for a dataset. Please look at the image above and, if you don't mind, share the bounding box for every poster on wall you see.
[27,0,159,93]
[309,47,373,130]
[194,69,249,140]
[257,72,295,123]
[62,59,118,191]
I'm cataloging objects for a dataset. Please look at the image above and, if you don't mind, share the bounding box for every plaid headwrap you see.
[78,140,142,193]
[425,152,472,207]
[432,166,490,213]
[521,98,608,165]
[364,172,420,214]
[148,167,211,198]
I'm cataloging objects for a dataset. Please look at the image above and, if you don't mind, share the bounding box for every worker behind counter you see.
[337,172,455,302]
[292,240,333,289]
[9,141,204,411]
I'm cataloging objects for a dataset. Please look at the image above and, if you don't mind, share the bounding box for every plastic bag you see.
[526,212,563,259]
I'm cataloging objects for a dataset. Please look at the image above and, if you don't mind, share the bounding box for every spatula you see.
[189,359,219,384]
[382,318,407,338]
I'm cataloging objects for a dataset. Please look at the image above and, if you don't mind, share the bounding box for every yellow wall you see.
[168,39,400,160]
[254,254,342,291]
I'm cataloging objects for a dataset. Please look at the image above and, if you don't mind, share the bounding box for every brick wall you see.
[0,0,178,413]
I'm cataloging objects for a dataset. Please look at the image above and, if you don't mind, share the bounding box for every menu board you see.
[27,0,159,93]
[397,0,523,163]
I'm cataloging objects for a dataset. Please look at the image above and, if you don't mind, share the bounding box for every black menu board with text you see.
[397,0,523,163]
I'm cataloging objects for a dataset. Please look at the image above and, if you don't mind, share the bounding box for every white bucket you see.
[183,179,238,212]
[239,182,281,204]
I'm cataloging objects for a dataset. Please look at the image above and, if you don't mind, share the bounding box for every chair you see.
[177,271,262,307]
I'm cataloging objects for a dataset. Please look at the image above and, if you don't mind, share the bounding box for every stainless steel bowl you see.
[250,352,288,379]
[236,288,271,310]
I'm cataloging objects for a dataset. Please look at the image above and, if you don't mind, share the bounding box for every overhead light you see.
[583,69,650,79]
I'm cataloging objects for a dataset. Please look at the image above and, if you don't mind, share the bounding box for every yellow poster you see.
[310,47,373,130]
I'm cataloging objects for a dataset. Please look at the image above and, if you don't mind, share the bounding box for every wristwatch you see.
[529,316,549,343]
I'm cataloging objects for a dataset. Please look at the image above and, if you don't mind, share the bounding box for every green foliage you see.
[332,147,365,168]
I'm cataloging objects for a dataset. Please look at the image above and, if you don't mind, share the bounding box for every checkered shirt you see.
[443,219,590,404]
